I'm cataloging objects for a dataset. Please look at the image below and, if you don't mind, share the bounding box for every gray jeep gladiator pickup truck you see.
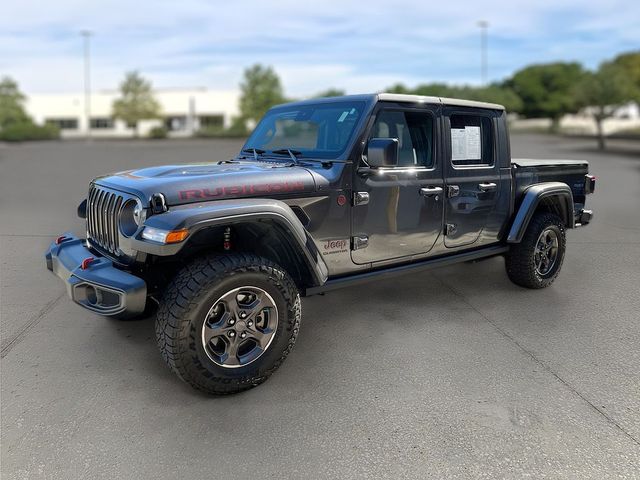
[46,93,595,394]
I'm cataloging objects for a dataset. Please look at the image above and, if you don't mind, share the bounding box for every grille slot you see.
[87,184,128,254]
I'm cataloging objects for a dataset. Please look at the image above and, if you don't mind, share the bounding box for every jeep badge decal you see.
[322,239,349,255]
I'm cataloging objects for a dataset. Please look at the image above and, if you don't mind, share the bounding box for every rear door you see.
[443,108,501,248]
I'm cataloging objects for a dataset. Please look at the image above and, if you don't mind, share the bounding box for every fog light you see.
[85,285,98,305]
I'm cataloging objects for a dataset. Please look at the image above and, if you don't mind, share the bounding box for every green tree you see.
[386,83,411,94]
[112,71,161,137]
[575,63,636,150]
[238,64,285,125]
[466,85,523,112]
[383,81,523,112]
[412,82,458,97]
[507,62,586,131]
[313,88,346,98]
[438,84,523,112]
[0,76,30,129]
[609,51,640,102]
[0,76,60,141]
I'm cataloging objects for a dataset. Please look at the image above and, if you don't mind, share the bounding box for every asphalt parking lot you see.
[1,134,639,479]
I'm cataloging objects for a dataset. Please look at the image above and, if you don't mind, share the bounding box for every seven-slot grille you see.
[87,184,126,254]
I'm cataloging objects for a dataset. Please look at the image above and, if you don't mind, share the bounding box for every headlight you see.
[142,227,189,244]
[133,202,146,226]
[119,199,145,237]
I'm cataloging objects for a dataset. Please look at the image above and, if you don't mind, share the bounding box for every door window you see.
[449,114,493,167]
[370,110,434,167]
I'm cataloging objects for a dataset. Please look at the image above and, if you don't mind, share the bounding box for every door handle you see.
[478,182,497,192]
[419,186,443,197]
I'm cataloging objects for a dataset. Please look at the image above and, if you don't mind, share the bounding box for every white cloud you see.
[1,0,638,96]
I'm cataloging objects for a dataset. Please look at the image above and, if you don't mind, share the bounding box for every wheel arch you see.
[184,219,326,289]
[507,182,574,244]
[132,198,329,289]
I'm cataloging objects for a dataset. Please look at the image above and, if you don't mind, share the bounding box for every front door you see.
[351,105,444,264]
[443,109,501,248]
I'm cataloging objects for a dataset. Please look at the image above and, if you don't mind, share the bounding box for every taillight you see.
[585,175,596,194]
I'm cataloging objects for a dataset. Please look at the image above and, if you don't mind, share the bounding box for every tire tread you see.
[506,212,566,289]
[155,253,300,395]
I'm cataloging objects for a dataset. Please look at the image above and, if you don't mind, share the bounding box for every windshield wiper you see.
[271,149,302,165]
[241,148,266,161]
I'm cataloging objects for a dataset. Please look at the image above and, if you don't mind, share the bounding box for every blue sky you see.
[1,0,639,96]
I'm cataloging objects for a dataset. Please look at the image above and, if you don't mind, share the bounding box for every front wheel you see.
[505,212,566,289]
[155,254,301,395]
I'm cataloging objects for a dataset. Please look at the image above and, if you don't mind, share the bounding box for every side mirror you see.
[366,138,398,168]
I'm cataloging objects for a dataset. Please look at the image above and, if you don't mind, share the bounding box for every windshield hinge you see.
[151,193,168,214]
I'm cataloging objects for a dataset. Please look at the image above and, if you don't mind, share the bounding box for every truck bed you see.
[512,158,589,168]
[512,157,589,213]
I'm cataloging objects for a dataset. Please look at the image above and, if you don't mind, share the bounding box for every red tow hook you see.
[55,235,69,245]
[81,257,96,270]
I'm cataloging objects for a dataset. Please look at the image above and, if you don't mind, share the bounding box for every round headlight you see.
[133,202,145,226]
[120,199,144,237]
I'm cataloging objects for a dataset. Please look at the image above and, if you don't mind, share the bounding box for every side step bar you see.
[304,244,509,296]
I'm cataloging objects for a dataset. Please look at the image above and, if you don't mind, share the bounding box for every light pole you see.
[80,30,92,139]
[477,20,489,86]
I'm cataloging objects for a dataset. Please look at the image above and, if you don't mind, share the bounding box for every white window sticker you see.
[451,128,467,160]
[465,126,481,160]
[451,126,482,160]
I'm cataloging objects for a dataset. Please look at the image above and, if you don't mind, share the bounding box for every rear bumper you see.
[576,209,593,226]
[45,233,147,318]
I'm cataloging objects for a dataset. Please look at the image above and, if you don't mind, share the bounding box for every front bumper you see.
[45,233,147,317]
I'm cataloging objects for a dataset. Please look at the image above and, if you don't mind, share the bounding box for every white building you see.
[24,88,240,138]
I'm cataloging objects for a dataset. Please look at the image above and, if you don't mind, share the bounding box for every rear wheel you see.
[506,212,566,289]
[155,253,301,395]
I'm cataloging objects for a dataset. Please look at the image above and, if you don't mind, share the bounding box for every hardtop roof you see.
[274,93,505,111]
[378,93,505,111]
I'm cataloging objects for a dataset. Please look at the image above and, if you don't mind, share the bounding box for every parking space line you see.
[1,292,65,359]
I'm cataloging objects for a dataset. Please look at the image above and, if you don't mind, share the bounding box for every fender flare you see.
[507,182,574,243]
[130,198,329,286]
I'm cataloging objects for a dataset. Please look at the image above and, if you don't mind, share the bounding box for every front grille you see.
[87,184,125,254]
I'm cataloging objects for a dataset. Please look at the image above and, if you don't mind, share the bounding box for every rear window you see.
[449,114,493,167]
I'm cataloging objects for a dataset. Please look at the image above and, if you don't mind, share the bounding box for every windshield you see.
[243,101,366,159]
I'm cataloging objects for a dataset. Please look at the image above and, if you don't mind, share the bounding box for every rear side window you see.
[370,110,434,167]
[449,114,493,167]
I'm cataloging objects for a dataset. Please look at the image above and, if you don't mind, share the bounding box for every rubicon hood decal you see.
[179,181,307,201]
[93,162,318,206]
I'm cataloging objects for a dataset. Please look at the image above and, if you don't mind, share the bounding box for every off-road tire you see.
[155,253,301,395]
[506,212,566,289]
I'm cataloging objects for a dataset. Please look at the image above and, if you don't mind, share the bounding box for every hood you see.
[94,161,318,206]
